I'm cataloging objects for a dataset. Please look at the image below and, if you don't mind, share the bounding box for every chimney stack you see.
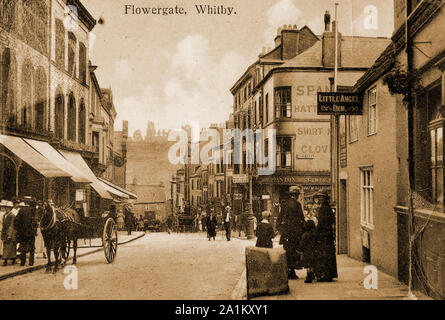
[324,10,331,31]
[322,12,341,67]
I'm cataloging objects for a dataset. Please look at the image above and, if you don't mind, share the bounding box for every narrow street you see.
[0,233,254,300]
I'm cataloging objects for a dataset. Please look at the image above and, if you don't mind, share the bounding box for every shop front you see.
[257,171,331,219]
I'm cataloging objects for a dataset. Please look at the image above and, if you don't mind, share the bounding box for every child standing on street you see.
[300,219,317,283]
[255,211,275,249]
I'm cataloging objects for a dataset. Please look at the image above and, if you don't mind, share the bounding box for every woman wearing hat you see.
[1,201,16,265]
[313,190,338,282]
[0,200,10,256]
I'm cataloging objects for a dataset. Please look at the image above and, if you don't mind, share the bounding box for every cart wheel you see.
[103,218,118,263]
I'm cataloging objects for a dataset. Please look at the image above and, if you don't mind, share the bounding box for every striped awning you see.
[0,135,71,178]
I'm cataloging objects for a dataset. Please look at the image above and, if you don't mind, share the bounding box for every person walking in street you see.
[2,201,16,266]
[255,211,275,249]
[278,186,306,279]
[124,205,134,235]
[166,214,174,234]
[201,207,207,232]
[223,205,232,241]
[206,209,217,241]
[15,197,38,266]
[300,219,317,283]
[313,190,338,282]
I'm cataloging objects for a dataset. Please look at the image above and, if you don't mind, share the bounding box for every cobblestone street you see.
[0,232,254,300]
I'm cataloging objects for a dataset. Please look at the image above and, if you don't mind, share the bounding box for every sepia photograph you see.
[0,0,443,309]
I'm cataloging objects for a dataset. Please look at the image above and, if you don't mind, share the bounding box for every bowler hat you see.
[288,186,301,194]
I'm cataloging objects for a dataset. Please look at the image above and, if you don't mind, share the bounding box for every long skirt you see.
[314,241,338,280]
[2,240,16,259]
[207,227,216,238]
[35,227,45,256]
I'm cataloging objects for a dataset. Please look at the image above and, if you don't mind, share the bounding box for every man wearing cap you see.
[14,197,37,266]
[278,186,306,279]
[223,205,232,241]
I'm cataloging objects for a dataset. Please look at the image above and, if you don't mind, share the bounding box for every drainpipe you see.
[405,0,417,300]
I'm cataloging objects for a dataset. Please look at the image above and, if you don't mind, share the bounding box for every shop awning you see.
[0,135,71,178]
[59,150,113,200]
[98,179,129,199]
[24,139,91,183]
[97,177,137,199]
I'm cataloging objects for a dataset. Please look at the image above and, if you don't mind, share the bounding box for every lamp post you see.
[246,166,256,239]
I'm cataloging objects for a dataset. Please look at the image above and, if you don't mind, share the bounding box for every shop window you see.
[360,169,374,228]
[277,137,292,169]
[55,90,64,139]
[349,115,359,142]
[274,87,292,118]
[67,93,76,141]
[368,87,377,135]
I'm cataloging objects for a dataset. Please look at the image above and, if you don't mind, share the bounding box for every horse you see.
[38,202,82,272]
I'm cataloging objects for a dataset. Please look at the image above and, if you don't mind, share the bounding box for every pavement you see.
[0,231,145,281]
[231,249,432,300]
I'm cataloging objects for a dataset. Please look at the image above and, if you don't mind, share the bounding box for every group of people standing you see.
[0,197,44,267]
[255,186,337,283]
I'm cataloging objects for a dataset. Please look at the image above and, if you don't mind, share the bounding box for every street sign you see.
[233,174,249,184]
[317,92,363,115]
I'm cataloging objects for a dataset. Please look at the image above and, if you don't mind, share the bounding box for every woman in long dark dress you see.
[206,210,217,241]
[314,190,338,282]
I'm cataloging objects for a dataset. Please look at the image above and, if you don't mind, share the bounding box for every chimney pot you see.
[277,27,282,35]
[293,24,297,30]
[324,10,331,32]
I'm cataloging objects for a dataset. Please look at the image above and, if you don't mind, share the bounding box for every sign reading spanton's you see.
[317,92,363,115]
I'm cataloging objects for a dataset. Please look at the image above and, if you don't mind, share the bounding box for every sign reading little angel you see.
[317,92,363,115]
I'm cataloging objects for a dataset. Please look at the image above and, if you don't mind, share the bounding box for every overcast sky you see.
[82,0,394,137]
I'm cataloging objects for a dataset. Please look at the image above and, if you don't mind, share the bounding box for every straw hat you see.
[0,200,13,208]
[288,186,301,195]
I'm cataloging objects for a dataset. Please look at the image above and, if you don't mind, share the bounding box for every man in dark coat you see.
[314,190,338,282]
[14,198,38,266]
[278,186,306,279]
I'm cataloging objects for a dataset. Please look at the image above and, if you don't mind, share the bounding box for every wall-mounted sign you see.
[317,92,363,115]
[259,174,331,186]
[76,189,85,202]
[262,195,271,200]
[233,174,249,184]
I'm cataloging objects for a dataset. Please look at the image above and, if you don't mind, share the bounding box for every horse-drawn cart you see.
[41,204,119,271]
